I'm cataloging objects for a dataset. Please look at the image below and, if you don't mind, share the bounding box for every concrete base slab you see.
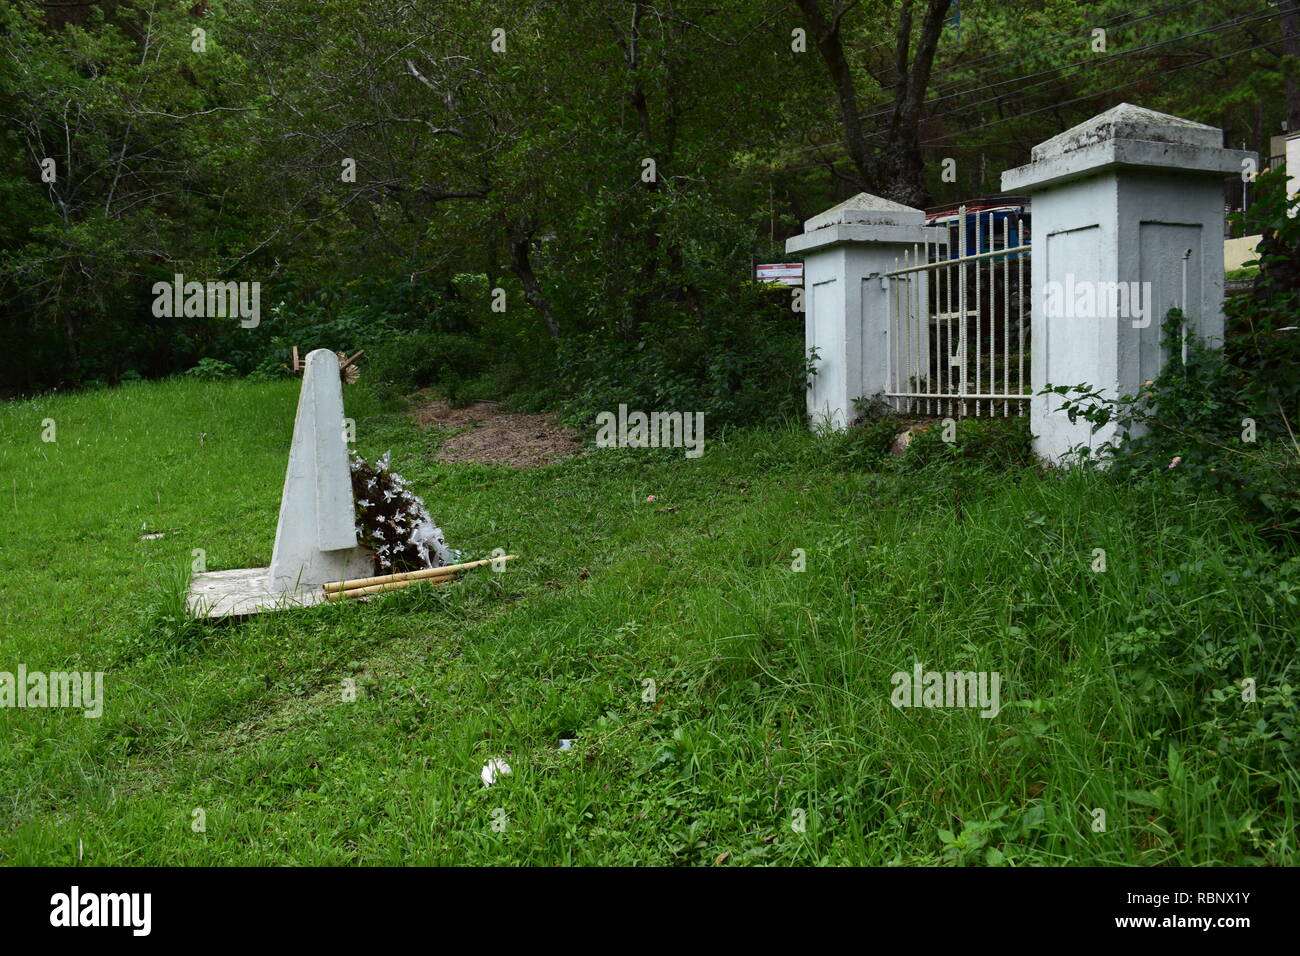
[186,567,334,619]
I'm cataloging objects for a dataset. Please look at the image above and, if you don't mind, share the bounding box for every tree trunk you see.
[880,0,951,207]
[793,0,875,185]
[796,0,952,207]
[509,234,560,338]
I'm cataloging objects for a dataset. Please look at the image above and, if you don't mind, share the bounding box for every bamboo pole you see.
[325,576,456,601]
[324,554,517,593]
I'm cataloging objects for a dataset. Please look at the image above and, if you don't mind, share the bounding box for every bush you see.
[826,417,898,469]
[184,358,238,381]
[1226,167,1300,427]
[367,331,493,404]
[554,286,808,431]
[902,414,1034,470]
[1046,309,1300,540]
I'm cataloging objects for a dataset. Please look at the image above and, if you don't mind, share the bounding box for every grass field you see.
[0,378,1296,865]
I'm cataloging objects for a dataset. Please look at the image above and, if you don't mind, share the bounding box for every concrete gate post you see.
[786,193,942,431]
[1001,103,1255,462]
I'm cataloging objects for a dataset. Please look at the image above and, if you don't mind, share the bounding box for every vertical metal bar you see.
[891,257,899,413]
[941,227,949,416]
[900,266,907,415]
[918,252,925,416]
[975,210,983,416]
[903,247,913,415]
[987,212,993,416]
[1018,224,1026,416]
[1002,216,1010,417]
[918,239,925,416]
[930,234,941,416]
[901,250,908,414]
[937,257,943,418]
[896,251,905,413]
[941,255,948,418]
[957,205,966,418]
[913,243,922,415]
[920,235,930,416]
[951,227,961,418]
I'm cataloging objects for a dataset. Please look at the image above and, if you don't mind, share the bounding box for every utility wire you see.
[856,0,1213,112]
[919,35,1283,144]
[769,9,1277,163]
[744,33,1279,175]
[885,7,1279,129]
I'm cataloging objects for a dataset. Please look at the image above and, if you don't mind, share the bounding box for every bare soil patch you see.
[410,397,583,468]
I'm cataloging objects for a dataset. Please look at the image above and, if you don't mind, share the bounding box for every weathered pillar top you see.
[1002,103,1255,193]
[786,191,941,254]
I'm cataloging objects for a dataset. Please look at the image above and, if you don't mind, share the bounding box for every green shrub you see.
[246,356,294,382]
[554,288,807,431]
[903,414,1034,470]
[826,417,898,469]
[184,358,238,381]
[367,331,493,404]
[1046,309,1300,539]
[1226,167,1300,427]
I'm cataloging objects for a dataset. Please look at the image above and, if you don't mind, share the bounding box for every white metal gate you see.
[884,205,1031,417]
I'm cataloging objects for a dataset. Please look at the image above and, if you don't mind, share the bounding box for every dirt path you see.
[410,397,583,468]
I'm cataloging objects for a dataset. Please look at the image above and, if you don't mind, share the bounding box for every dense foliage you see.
[2,0,1294,426]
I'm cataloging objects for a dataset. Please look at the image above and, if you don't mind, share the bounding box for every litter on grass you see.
[481,759,511,787]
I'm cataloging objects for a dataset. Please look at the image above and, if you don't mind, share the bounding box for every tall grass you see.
[0,380,1294,864]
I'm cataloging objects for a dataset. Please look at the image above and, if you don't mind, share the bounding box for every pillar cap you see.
[1002,103,1255,193]
[786,191,941,254]
[803,191,924,230]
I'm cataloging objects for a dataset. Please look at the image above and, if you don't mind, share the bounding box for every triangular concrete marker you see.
[268,348,373,591]
[187,348,374,617]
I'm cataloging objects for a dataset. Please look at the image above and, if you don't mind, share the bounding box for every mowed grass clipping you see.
[0,378,1296,865]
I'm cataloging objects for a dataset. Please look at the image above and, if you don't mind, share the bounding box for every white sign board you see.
[755,263,803,285]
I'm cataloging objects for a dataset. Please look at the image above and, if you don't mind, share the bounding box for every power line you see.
[743,33,1279,176]
[768,8,1276,164]
[918,35,1284,145]
[893,7,1279,130]
[733,0,1204,161]
[858,0,1212,115]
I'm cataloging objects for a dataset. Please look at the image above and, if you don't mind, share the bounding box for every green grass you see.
[0,378,1296,865]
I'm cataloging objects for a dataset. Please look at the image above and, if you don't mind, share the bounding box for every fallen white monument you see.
[187,348,389,617]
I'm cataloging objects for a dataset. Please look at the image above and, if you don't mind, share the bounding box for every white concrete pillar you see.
[268,348,374,591]
[786,193,942,430]
[1002,103,1255,462]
